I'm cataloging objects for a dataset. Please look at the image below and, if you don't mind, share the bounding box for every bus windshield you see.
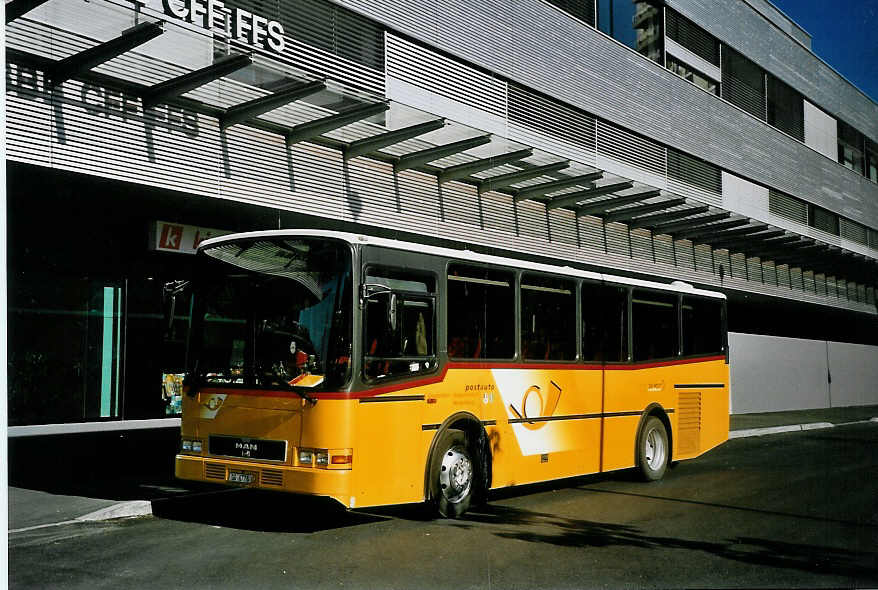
[190,237,352,392]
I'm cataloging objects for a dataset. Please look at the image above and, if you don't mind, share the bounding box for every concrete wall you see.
[729,332,878,414]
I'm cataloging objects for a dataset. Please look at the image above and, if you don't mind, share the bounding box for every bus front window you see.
[192,238,352,392]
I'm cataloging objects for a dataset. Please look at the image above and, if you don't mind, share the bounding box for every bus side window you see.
[682,296,724,356]
[521,274,576,361]
[582,283,629,363]
[447,265,514,360]
[362,270,436,381]
[632,290,678,361]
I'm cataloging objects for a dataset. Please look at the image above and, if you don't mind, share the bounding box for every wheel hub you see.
[439,446,472,503]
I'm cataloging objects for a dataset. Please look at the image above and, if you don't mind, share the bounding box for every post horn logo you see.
[508,381,562,431]
[201,396,225,411]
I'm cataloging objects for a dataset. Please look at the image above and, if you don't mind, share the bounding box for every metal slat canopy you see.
[513,171,604,202]
[141,53,253,108]
[438,149,534,183]
[6,0,50,23]
[701,229,785,247]
[220,79,326,129]
[626,205,710,230]
[286,100,390,145]
[344,119,445,160]
[709,231,789,252]
[477,161,571,194]
[546,180,634,210]
[394,135,492,172]
[685,224,770,245]
[576,190,661,217]
[651,212,731,234]
[673,218,751,240]
[602,198,687,224]
[48,21,164,88]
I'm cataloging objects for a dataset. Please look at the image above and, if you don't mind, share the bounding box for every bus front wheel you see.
[429,429,474,518]
[637,416,669,481]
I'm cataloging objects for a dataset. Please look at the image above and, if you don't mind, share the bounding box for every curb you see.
[77,500,153,522]
[730,418,877,439]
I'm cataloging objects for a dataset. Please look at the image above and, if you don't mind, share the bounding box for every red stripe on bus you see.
[196,354,725,401]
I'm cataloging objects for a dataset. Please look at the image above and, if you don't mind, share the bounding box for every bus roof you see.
[198,229,726,300]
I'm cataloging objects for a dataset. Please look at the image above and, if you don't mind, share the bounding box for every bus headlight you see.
[181,439,202,453]
[316,451,329,467]
[298,449,314,465]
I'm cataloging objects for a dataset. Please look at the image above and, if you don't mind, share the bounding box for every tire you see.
[429,429,474,518]
[637,416,669,481]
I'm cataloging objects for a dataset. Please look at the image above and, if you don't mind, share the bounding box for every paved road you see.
[9,423,878,589]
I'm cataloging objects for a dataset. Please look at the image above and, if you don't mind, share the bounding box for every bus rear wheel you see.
[430,429,474,518]
[637,416,669,481]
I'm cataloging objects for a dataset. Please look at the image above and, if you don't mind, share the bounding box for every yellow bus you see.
[174,229,729,517]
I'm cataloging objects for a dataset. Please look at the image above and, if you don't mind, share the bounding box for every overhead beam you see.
[394,135,492,173]
[673,218,751,240]
[602,198,687,224]
[438,149,533,183]
[651,212,731,235]
[513,171,604,202]
[48,21,164,88]
[546,180,634,210]
[710,232,793,253]
[220,79,326,129]
[141,53,253,108]
[576,190,661,217]
[286,100,390,145]
[701,229,785,248]
[477,161,571,194]
[686,224,770,245]
[6,0,50,23]
[344,118,445,160]
[626,205,710,230]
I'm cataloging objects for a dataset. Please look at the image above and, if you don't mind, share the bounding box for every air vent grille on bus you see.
[261,469,284,487]
[677,391,702,455]
[205,463,226,480]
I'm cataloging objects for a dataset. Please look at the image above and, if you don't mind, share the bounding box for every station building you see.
[5,0,878,477]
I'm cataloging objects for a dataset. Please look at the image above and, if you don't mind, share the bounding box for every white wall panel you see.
[803,99,837,161]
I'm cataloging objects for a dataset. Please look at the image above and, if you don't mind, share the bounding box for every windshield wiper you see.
[263,367,317,405]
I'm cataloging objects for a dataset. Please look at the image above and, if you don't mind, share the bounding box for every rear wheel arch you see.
[634,403,673,467]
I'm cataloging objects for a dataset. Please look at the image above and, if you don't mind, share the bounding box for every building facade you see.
[5,0,878,456]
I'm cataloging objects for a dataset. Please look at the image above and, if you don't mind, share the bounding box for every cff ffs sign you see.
[137,0,285,53]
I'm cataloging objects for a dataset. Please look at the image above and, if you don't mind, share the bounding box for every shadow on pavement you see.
[460,503,878,580]
[151,488,388,533]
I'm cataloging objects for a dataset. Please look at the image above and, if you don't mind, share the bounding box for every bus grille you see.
[677,392,702,455]
[261,469,284,487]
[205,463,227,480]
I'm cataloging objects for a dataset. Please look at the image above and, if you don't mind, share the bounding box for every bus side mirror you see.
[163,280,190,333]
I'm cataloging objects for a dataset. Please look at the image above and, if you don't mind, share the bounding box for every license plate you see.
[228,470,255,484]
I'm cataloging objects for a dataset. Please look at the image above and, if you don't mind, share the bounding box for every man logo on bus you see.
[508,381,562,431]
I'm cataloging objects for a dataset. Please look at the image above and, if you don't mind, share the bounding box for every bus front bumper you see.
[175,455,352,505]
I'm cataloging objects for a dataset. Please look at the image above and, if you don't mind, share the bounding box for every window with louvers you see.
[809,205,839,236]
[767,75,804,141]
[768,190,808,225]
[546,0,596,27]
[666,9,719,65]
[509,84,596,151]
[667,148,721,194]
[722,47,766,120]
[231,0,385,71]
[839,219,867,245]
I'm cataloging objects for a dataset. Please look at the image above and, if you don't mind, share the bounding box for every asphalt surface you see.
[9,422,878,589]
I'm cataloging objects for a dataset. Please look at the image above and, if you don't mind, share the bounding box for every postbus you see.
[173,229,729,517]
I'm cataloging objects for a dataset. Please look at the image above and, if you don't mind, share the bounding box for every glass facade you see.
[6,163,284,426]
[598,0,663,64]
[667,56,718,95]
